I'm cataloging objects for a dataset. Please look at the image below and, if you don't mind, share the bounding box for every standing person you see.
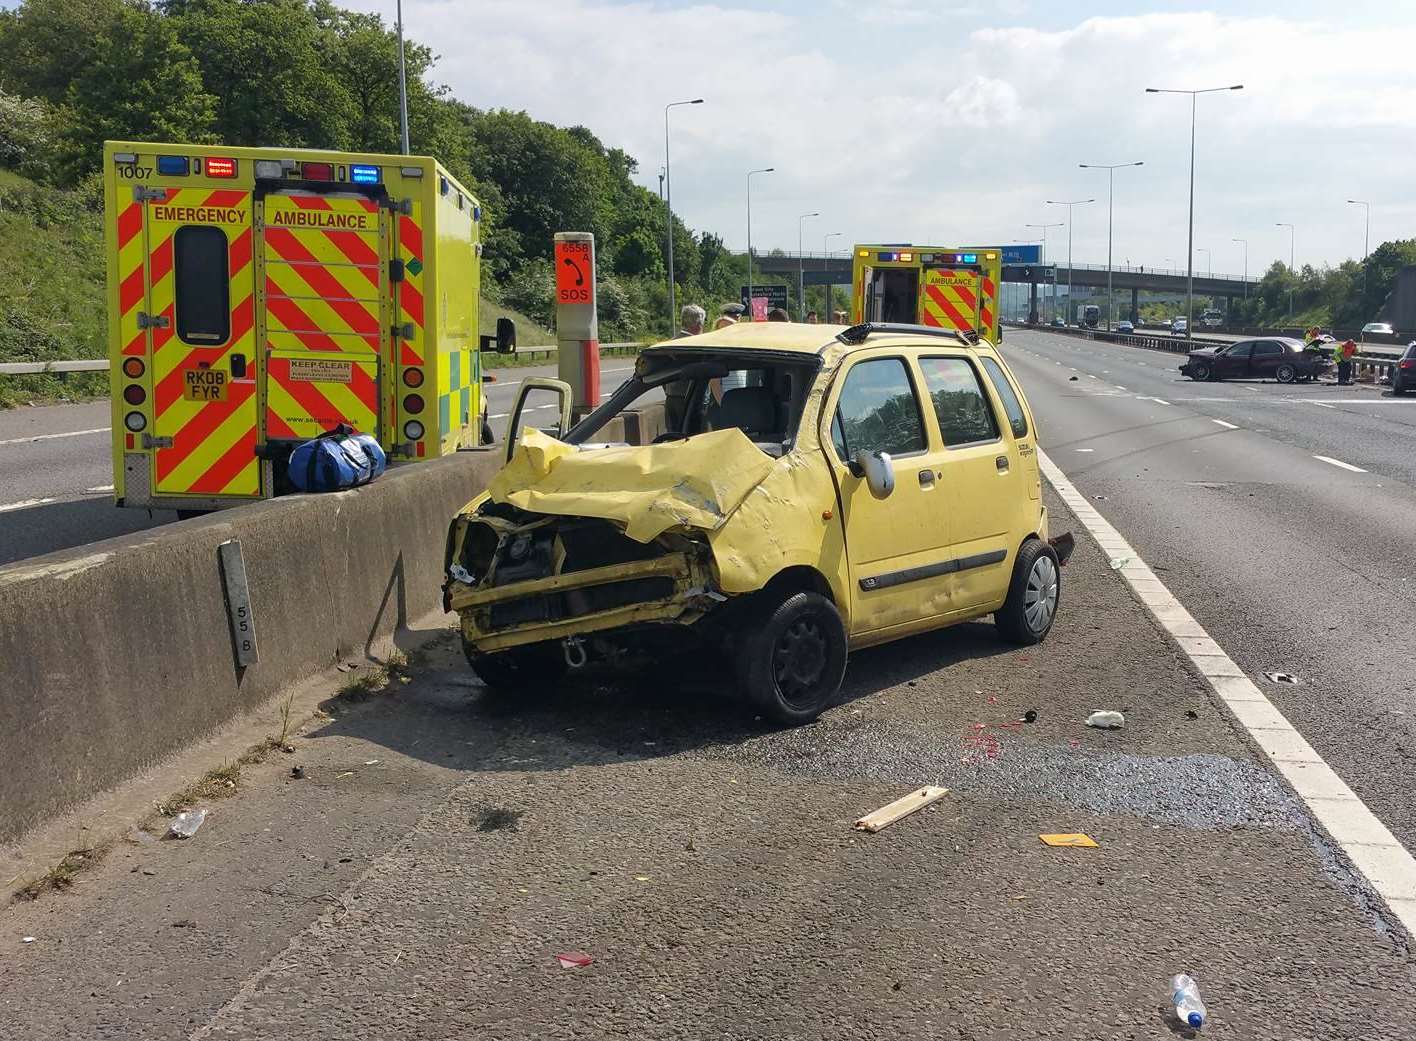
[677,304,706,338]
[1336,338,1357,385]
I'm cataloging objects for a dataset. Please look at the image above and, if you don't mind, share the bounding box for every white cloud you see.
[357,1,1416,274]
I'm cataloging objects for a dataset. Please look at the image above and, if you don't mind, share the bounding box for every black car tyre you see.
[1276,362,1297,384]
[1190,361,1212,381]
[736,591,847,726]
[995,539,1061,646]
[464,637,566,694]
[1394,379,1406,396]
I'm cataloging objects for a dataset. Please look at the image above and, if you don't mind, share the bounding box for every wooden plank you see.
[853,786,949,833]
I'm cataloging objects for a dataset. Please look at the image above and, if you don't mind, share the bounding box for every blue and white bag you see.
[288,424,387,492]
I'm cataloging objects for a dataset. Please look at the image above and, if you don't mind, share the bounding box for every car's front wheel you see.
[1190,361,1212,381]
[1276,362,1297,384]
[995,540,1061,645]
[736,591,847,726]
[463,637,566,695]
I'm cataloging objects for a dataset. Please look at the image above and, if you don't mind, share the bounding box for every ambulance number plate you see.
[183,368,228,402]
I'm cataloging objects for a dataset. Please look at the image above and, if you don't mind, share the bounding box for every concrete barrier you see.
[0,450,503,842]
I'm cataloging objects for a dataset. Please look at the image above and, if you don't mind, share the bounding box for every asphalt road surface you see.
[5,488,1414,1039]
[1003,328,1416,862]
[0,361,642,567]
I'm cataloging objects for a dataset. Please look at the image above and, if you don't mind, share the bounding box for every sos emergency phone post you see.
[554,232,599,418]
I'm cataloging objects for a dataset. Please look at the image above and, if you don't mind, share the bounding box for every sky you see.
[327,0,1408,279]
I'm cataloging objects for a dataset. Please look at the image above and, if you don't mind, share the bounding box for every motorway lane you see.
[1004,328,1416,855]
[0,361,643,567]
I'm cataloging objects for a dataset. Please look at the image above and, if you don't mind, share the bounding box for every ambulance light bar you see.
[113,152,138,165]
[157,155,190,176]
[205,157,237,178]
[254,159,285,179]
[302,162,334,181]
[350,164,381,185]
[400,166,424,178]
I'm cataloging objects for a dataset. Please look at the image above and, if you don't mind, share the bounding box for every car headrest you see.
[716,386,778,438]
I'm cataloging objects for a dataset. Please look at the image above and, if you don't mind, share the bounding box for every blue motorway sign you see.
[1001,245,1041,264]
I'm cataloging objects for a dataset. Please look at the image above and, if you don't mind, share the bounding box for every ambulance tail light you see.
[404,421,425,441]
[124,411,147,432]
[403,394,424,414]
[205,156,237,178]
[302,162,334,181]
[122,358,145,378]
[403,367,424,388]
[122,385,146,405]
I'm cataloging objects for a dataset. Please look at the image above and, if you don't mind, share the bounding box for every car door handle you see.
[996,455,1009,471]
[918,469,935,488]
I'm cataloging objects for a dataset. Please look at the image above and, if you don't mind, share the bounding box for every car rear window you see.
[978,357,1028,438]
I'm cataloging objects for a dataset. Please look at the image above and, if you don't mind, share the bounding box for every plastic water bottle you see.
[1171,973,1207,1029]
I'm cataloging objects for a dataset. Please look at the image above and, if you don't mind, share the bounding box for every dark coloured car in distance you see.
[1180,337,1332,384]
[1392,342,1416,395]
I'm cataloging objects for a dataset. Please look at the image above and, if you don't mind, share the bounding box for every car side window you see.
[1255,341,1282,357]
[978,356,1028,439]
[1229,342,1254,359]
[832,357,926,462]
[917,356,1000,446]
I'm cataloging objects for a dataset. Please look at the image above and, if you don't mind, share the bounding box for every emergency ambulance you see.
[850,246,1003,344]
[103,141,512,512]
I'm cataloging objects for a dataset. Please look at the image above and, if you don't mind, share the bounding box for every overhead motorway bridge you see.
[743,251,1259,318]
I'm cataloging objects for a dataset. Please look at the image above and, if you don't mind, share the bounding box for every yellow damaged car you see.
[443,322,1072,724]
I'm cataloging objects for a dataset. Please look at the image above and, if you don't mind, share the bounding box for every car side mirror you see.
[852,449,895,500]
[479,317,517,355]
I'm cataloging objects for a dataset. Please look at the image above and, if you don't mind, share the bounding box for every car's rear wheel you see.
[995,540,1061,646]
[463,637,566,695]
[1393,377,1406,396]
[1190,361,1212,381]
[736,591,847,726]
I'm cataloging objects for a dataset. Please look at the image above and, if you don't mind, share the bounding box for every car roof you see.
[651,321,995,356]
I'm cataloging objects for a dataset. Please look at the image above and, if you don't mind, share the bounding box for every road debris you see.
[1263,671,1300,685]
[1185,710,1199,720]
[363,759,381,766]
[555,951,593,969]
[1109,556,1131,570]
[1023,710,1038,723]
[21,937,36,943]
[474,806,523,833]
[1086,710,1125,729]
[167,809,207,839]
[1040,833,1099,848]
[1069,375,1080,381]
[854,786,949,833]
[290,765,305,779]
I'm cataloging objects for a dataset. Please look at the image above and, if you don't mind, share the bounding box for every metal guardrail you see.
[0,343,648,377]
[1017,323,1401,382]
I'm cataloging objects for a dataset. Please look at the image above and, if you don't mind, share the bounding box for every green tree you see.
[1359,239,1416,322]
[0,87,55,174]
[54,2,214,178]
[0,0,127,105]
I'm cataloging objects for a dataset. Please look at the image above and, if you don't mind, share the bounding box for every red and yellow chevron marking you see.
[398,205,425,367]
[116,199,147,357]
[980,275,997,336]
[265,354,379,441]
[262,195,382,355]
[145,187,260,496]
[921,270,980,333]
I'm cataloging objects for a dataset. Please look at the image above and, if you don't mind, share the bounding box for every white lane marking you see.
[1075,448,1095,452]
[0,426,109,448]
[1211,419,1239,430]
[1310,401,1337,409]
[1114,385,1127,391]
[1039,448,1416,934]
[0,497,56,513]
[85,485,114,493]
[1314,455,1367,473]
[489,412,508,419]
[1137,396,1171,405]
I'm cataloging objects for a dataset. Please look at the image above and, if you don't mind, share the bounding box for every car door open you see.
[505,377,573,463]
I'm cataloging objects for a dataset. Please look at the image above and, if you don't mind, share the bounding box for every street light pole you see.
[1046,198,1094,325]
[1080,161,1143,329]
[1348,199,1371,314]
[663,98,704,332]
[745,167,774,316]
[1025,222,1063,322]
[1276,222,1295,321]
[396,0,410,155]
[1146,84,1243,341]
[823,231,842,319]
[797,212,819,320]
[1232,238,1248,308]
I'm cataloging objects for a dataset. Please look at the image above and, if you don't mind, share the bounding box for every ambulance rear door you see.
[144,187,263,498]
[259,192,386,445]
[920,264,984,338]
